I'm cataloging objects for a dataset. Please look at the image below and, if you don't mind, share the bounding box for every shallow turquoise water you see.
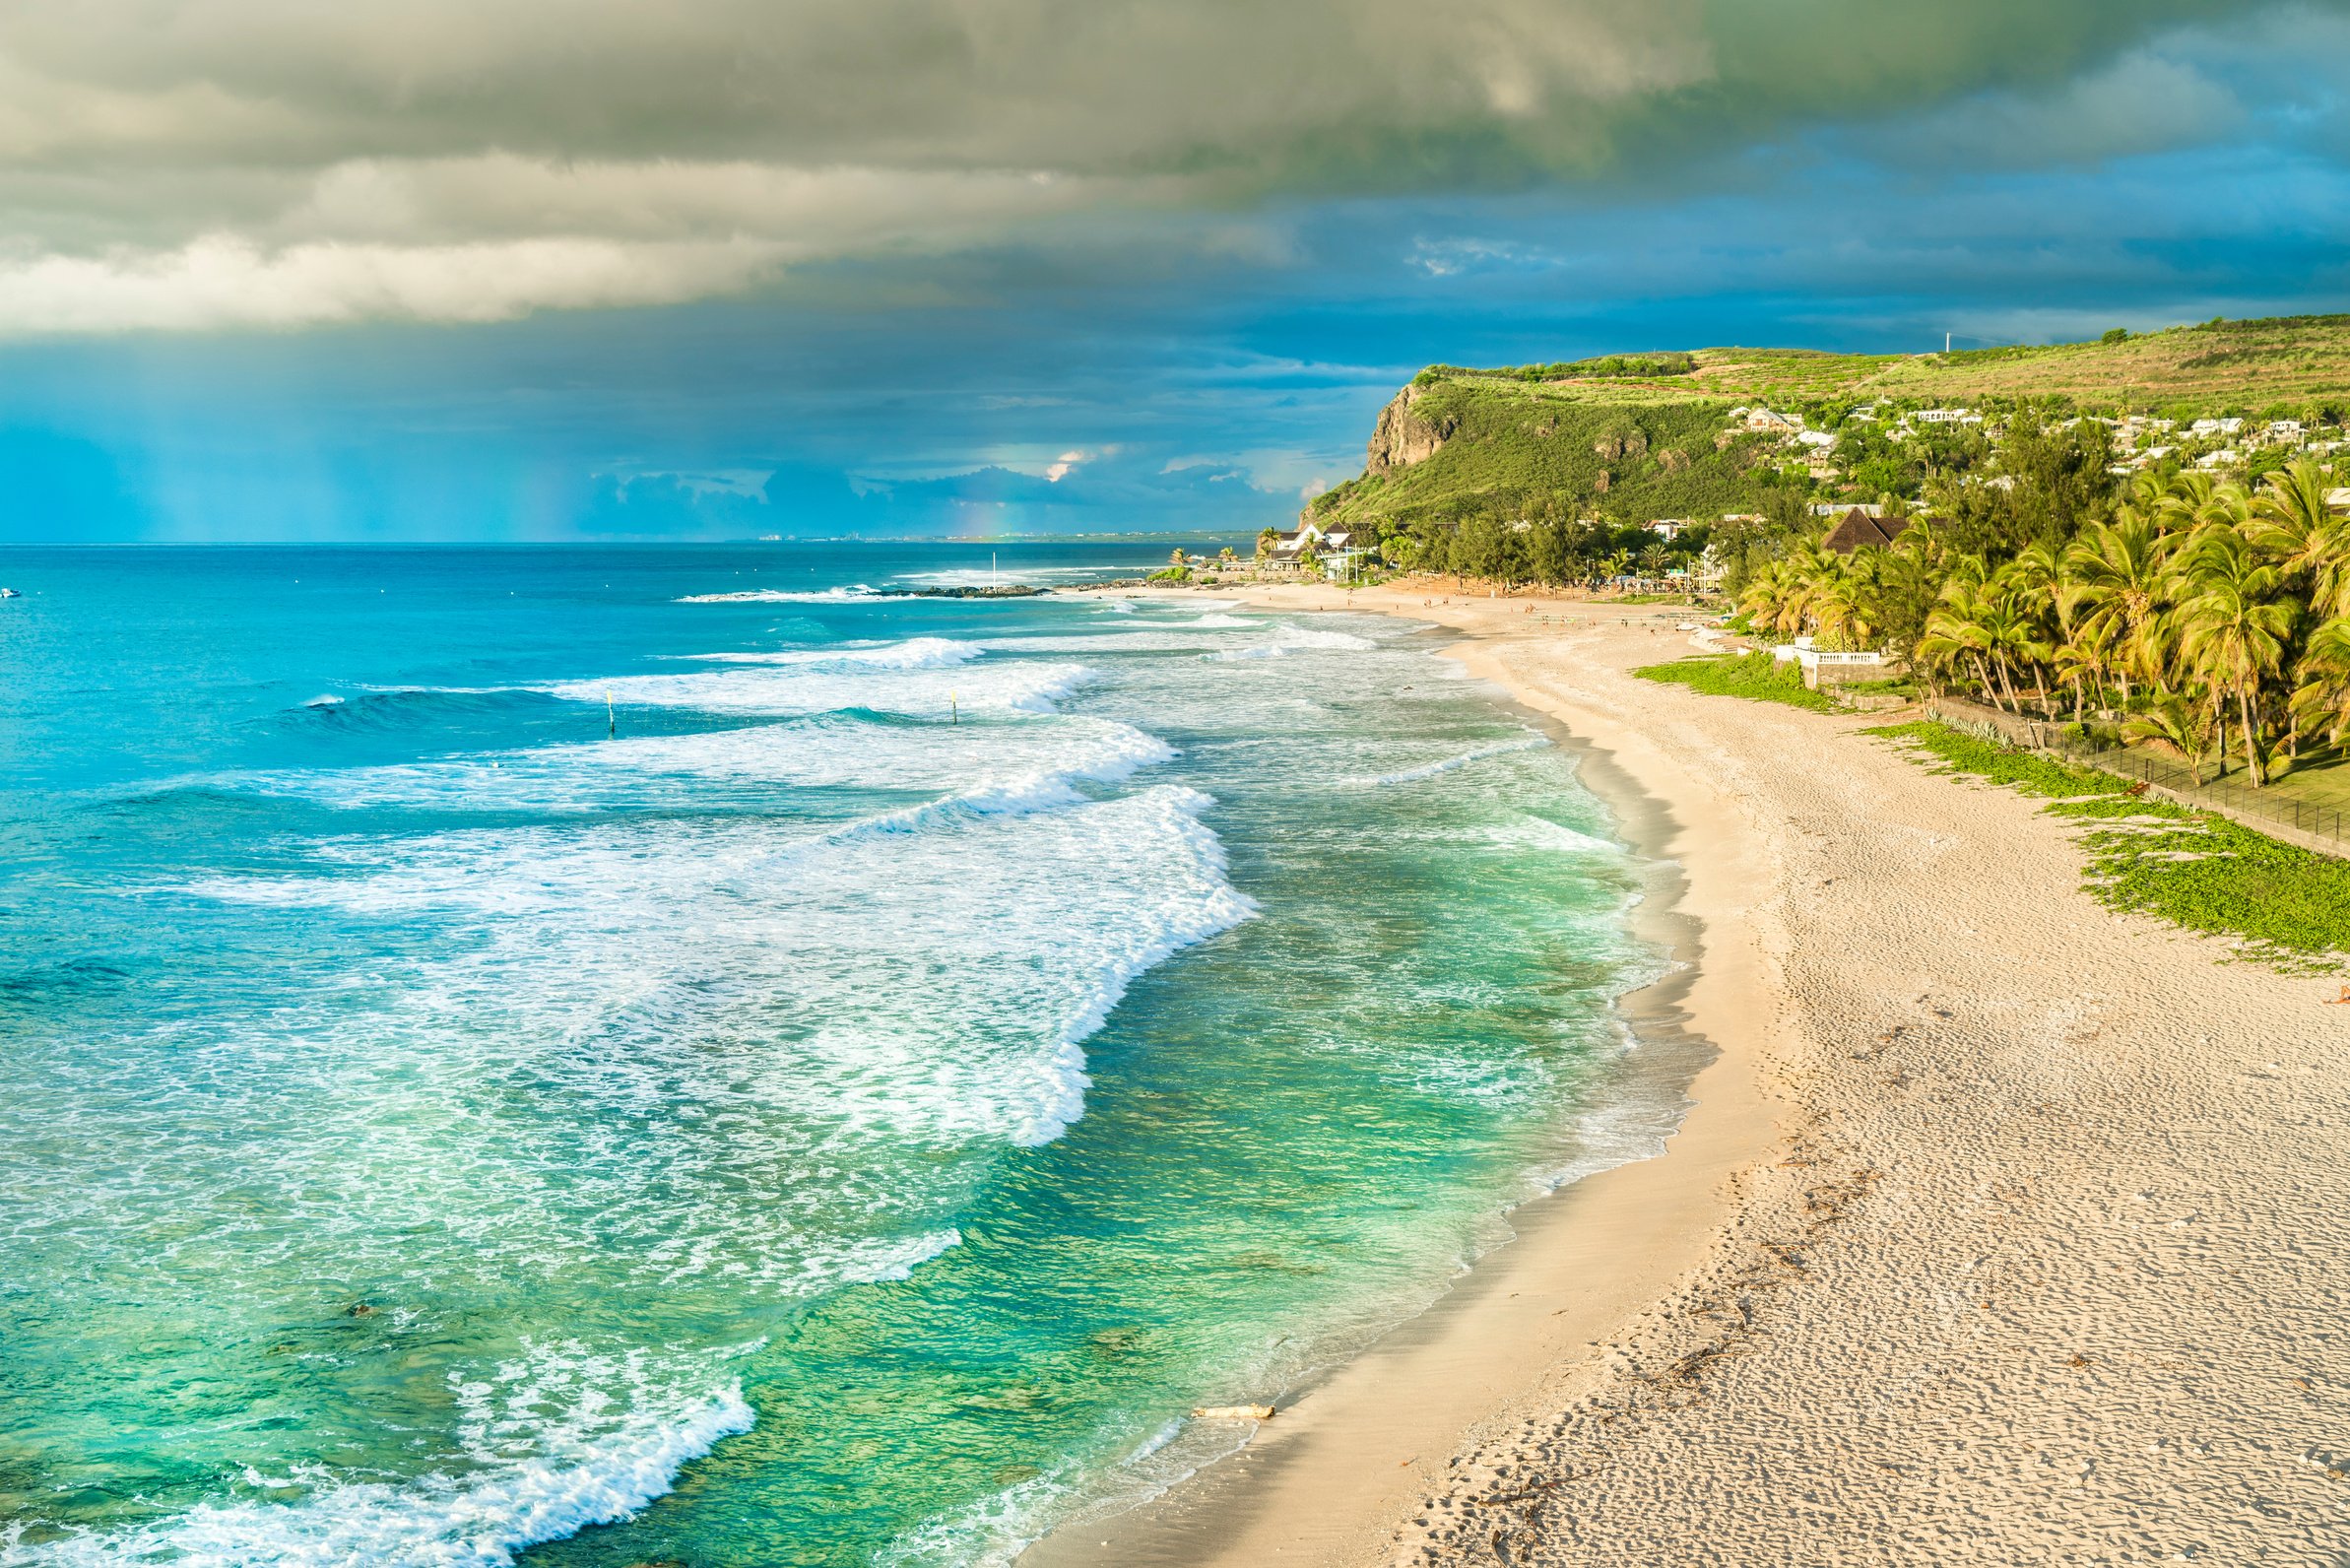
[0,544,1664,1567]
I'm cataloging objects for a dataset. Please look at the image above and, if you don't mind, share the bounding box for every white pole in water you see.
[992,553,998,590]
[950,690,957,726]
[1945,331,1951,354]
[606,687,616,738]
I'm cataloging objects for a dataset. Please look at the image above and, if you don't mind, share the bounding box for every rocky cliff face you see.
[1366,383,1456,474]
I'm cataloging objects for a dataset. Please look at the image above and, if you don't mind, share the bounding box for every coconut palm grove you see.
[1737,460,2345,791]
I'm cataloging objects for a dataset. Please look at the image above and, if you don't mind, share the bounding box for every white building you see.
[1771,637,1889,689]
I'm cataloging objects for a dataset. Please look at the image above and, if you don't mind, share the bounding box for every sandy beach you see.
[1032,580,2350,1567]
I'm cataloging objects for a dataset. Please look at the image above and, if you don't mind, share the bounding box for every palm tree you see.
[2291,616,2350,750]
[2005,540,2064,621]
[2156,471,2220,532]
[2053,639,2104,722]
[1922,578,2037,713]
[2123,685,2212,771]
[2060,514,2172,707]
[1810,555,1876,650]
[2249,459,2350,620]
[1772,540,1839,635]
[2175,529,2298,785]
[1735,559,1786,632]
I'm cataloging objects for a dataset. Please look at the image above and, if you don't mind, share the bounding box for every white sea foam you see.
[544,660,1088,719]
[684,636,980,671]
[4,1348,754,1568]
[184,782,1251,1156]
[676,585,878,603]
[873,1459,1082,1568]
[1498,815,1619,857]
[973,631,1227,655]
[200,715,1174,817]
[1341,732,1551,787]
[1205,622,1377,662]
[890,566,1148,588]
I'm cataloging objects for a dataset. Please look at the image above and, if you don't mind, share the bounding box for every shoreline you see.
[1036,577,2350,1566]
[1025,585,1792,1568]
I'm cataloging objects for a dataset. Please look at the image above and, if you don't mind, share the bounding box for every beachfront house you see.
[1271,520,1371,577]
[1269,521,1325,563]
[1317,529,1370,579]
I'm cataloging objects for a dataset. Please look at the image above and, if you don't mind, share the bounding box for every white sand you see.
[1027,581,2350,1567]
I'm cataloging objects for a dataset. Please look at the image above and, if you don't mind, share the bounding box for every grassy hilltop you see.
[1307,314,2350,541]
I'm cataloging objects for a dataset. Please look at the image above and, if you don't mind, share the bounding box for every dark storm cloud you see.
[0,0,2311,330]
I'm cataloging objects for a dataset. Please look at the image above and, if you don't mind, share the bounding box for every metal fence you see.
[1923,697,2350,857]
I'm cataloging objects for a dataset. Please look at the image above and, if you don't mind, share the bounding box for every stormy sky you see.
[7,0,2350,540]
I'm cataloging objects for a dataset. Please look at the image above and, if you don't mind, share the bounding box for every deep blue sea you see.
[0,543,1668,1567]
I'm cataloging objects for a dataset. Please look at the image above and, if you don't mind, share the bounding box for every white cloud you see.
[278,158,1116,246]
[0,233,788,332]
[0,159,1150,332]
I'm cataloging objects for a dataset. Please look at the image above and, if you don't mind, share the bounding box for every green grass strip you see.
[1866,720,2350,972]
[1632,652,1843,713]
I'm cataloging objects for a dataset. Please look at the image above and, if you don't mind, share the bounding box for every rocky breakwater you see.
[885,585,1052,598]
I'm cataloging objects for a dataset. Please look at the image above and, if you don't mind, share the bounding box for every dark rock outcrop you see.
[1367,384,1456,474]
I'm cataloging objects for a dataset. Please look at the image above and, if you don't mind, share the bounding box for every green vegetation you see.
[1421,352,1699,383]
[1392,323,2344,425]
[1313,386,1755,549]
[1309,316,2350,580]
[1743,460,2350,792]
[1676,316,2350,414]
[1633,652,1843,712]
[1868,720,2350,970]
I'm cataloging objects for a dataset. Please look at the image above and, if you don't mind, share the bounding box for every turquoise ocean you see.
[0,543,1677,1567]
